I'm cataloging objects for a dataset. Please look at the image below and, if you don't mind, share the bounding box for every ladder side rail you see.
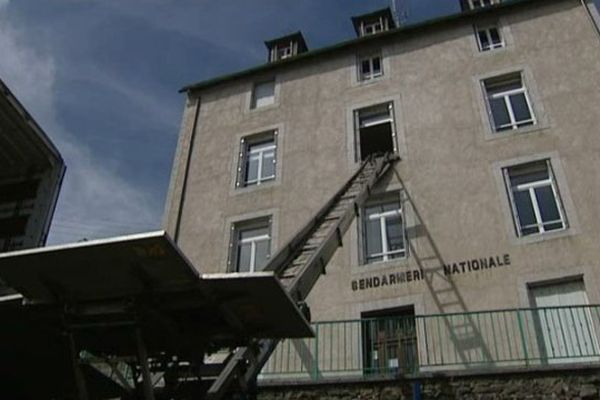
[287,156,395,301]
[263,156,375,276]
[207,338,279,400]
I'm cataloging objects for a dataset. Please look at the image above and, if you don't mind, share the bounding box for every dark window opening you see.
[361,306,417,375]
[355,103,396,161]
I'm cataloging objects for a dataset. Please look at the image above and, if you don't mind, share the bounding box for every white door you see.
[530,280,599,363]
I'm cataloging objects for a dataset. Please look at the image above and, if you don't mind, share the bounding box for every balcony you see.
[259,305,600,383]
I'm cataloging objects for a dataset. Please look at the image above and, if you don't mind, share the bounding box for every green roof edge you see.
[180,0,549,94]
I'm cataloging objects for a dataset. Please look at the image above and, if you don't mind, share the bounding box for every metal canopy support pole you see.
[135,327,156,400]
[67,331,89,400]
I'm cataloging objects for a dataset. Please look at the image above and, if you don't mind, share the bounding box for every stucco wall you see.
[164,0,600,323]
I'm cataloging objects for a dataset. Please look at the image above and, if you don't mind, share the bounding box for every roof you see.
[180,0,550,93]
[264,31,309,53]
[351,7,397,36]
[0,78,65,179]
[0,231,312,344]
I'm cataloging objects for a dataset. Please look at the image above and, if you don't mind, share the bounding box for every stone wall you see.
[258,368,600,400]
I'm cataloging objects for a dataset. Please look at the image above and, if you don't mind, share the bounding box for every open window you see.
[354,102,397,161]
[362,306,417,375]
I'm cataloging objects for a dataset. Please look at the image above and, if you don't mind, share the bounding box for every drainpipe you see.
[173,94,201,243]
[580,0,600,41]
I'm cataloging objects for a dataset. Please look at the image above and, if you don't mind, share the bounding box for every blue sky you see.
[0,0,581,244]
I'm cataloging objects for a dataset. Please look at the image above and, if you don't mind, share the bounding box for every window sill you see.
[246,102,280,115]
[512,227,577,246]
[351,75,387,88]
[351,256,410,275]
[484,123,550,142]
[475,45,509,58]
[232,179,280,196]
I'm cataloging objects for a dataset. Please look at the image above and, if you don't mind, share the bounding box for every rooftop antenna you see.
[390,0,409,25]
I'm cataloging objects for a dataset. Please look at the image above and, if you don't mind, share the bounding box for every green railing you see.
[259,305,600,382]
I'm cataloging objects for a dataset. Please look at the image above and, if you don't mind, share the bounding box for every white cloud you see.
[0,11,159,244]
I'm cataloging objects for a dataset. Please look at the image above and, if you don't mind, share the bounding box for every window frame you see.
[475,24,504,52]
[360,192,408,266]
[250,79,276,110]
[483,72,536,132]
[229,217,272,273]
[358,54,384,81]
[503,159,567,238]
[236,130,278,188]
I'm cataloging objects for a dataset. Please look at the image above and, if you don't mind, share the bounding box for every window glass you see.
[489,98,510,129]
[510,93,533,123]
[489,28,501,44]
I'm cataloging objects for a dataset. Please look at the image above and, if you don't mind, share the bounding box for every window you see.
[359,54,383,81]
[230,218,271,273]
[363,20,384,35]
[362,194,406,264]
[277,45,293,60]
[354,102,397,161]
[530,280,599,363]
[504,160,566,237]
[362,307,417,374]
[251,79,275,109]
[468,0,500,9]
[475,24,504,51]
[237,131,277,187]
[484,73,535,132]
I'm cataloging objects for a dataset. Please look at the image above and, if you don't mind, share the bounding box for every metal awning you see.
[0,231,313,350]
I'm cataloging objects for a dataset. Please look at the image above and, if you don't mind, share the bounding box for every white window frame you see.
[484,74,536,132]
[504,160,567,237]
[359,54,383,81]
[475,24,504,52]
[231,219,271,273]
[362,195,407,265]
[468,0,500,9]
[237,131,277,188]
[245,141,276,186]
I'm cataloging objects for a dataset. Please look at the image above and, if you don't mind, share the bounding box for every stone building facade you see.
[164,0,600,384]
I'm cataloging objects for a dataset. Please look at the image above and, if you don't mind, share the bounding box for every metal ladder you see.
[206,153,398,400]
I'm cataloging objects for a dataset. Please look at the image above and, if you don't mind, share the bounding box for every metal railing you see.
[259,305,600,382]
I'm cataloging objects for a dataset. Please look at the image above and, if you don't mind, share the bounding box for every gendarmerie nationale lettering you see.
[351,253,511,291]
[443,254,511,276]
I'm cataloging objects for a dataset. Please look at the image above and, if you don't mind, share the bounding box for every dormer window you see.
[264,32,308,63]
[363,20,384,36]
[351,8,396,38]
[463,0,501,10]
[277,45,293,60]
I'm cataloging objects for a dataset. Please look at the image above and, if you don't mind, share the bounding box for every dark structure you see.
[0,79,65,253]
